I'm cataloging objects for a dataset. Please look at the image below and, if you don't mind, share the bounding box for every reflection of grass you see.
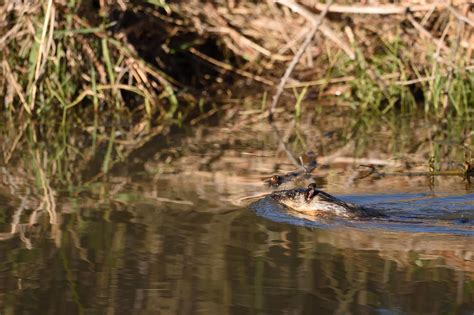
[61,246,84,314]
[276,108,473,176]
[0,111,472,314]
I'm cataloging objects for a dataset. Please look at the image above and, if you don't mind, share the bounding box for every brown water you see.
[0,113,473,314]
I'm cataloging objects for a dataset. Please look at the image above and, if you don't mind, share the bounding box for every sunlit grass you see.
[1,1,181,124]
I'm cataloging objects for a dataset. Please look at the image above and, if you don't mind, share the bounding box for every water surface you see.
[0,114,473,314]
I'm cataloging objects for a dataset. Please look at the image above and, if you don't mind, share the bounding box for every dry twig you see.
[275,0,355,60]
[308,2,446,15]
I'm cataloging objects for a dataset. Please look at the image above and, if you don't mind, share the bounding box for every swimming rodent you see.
[271,183,384,219]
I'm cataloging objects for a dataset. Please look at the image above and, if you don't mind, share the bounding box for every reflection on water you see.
[0,113,473,314]
[251,194,474,236]
[0,195,472,314]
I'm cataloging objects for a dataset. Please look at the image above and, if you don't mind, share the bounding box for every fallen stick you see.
[309,2,446,15]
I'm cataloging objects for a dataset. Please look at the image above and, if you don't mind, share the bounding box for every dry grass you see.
[172,0,473,114]
[0,0,179,122]
[1,0,473,120]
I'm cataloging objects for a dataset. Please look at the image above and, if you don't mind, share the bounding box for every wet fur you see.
[271,187,382,219]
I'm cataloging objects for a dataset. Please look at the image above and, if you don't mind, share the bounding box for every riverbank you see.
[1,1,473,186]
[1,0,473,124]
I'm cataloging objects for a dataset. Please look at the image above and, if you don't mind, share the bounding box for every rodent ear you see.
[304,185,319,201]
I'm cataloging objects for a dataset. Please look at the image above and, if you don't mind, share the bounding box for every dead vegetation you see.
[0,0,472,188]
[173,0,473,114]
[0,0,473,121]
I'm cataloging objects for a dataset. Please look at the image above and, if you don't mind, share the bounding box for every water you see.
[251,193,474,235]
[0,115,473,314]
